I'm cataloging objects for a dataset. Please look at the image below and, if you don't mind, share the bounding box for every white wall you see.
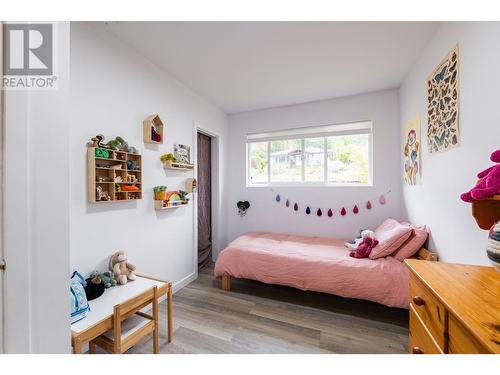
[70,23,228,292]
[4,22,71,353]
[226,90,402,244]
[400,22,500,265]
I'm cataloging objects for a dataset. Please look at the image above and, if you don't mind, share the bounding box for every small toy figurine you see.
[96,186,111,201]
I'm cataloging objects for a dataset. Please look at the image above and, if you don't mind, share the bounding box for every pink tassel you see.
[366,201,372,209]
[341,207,347,216]
[353,205,359,214]
[379,195,386,205]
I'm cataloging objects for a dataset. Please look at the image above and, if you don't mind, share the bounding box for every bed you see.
[214,232,437,309]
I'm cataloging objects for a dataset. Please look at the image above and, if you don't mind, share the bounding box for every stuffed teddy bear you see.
[349,237,379,259]
[461,149,500,202]
[345,229,375,250]
[108,251,137,285]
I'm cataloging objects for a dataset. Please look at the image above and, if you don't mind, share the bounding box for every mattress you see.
[214,232,410,308]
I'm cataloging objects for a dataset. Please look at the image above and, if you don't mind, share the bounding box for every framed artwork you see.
[427,44,460,154]
[174,144,191,164]
[403,115,421,185]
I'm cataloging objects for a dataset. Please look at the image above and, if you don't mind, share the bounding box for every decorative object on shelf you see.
[185,178,197,193]
[95,148,109,159]
[143,114,164,144]
[126,174,138,183]
[487,222,500,271]
[461,149,500,230]
[87,134,106,149]
[160,153,175,162]
[108,251,137,285]
[120,185,140,192]
[88,147,142,202]
[271,188,392,219]
[237,201,250,216]
[174,143,191,164]
[427,44,460,154]
[403,114,421,185]
[154,190,189,209]
[96,186,111,201]
[127,159,140,171]
[153,186,167,201]
[178,190,190,203]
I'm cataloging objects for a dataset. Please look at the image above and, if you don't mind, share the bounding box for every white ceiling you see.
[104,22,439,114]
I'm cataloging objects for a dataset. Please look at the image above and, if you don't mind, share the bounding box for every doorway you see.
[197,132,212,270]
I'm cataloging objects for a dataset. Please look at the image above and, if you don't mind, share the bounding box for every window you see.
[247,121,372,186]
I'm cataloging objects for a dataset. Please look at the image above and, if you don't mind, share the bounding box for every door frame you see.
[192,123,221,277]
[0,21,4,354]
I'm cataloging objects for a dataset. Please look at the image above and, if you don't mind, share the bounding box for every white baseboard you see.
[173,272,197,293]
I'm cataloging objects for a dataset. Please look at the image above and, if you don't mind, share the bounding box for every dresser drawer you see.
[409,273,446,349]
[409,305,443,354]
[448,314,488,354]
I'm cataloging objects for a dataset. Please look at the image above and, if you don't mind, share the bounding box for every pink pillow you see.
[369,219,413,259]
[392,224,429,261]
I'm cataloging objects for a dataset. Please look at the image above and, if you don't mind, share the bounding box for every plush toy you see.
[87,134,108,149]
[350,237,379,259]
[461,149,500,202]
[108,251,137,285]
[345,229,375,250]
[178,190,190,202]
[127,160,139,171]
[88,270,117,288]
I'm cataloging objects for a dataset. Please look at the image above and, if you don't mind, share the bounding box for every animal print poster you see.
[403,115,421,185]
[427,44,459,153]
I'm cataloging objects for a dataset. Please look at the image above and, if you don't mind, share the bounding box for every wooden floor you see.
[120,265,409,354]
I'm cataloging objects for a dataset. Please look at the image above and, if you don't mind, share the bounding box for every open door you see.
[197,132,212,270]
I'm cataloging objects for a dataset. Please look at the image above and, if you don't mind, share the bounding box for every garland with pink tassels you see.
[270,188,391,218]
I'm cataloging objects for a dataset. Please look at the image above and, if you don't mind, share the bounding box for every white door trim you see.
[0,20,4,354]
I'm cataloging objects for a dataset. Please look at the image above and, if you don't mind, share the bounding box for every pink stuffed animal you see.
[461,149,500,202]
[350,237,379,259]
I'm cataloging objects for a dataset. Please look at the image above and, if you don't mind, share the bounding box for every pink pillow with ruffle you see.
[392,224,429,261]
[369,219,413,259]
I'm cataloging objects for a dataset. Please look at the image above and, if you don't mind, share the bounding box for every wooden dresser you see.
[405,259,500,354]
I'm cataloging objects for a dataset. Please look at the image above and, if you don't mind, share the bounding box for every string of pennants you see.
[271,188,392,218]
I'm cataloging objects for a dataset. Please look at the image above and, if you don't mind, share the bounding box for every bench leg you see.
[89,341,96,354]
[222,275,231,291]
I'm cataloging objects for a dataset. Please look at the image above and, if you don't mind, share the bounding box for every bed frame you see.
[219,247,438,291]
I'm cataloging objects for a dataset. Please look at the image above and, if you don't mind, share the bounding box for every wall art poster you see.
[427,44,460,153]
[403,115,421,185]
[174,144,191,164]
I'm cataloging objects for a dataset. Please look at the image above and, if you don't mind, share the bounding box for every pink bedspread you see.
[214,232,410,308]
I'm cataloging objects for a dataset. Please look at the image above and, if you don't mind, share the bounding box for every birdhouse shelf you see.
[143,114,164,144]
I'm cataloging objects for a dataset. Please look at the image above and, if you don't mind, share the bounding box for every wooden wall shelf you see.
[88,147,142,202]
[162,160,194,171]
[143,114,164,144]
[154,200,189,210]
[472,195,500,230]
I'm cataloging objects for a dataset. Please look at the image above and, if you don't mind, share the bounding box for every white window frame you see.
[246,121,373,187]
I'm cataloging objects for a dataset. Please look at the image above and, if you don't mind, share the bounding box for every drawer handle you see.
[412,347,424,354]
[413,296,425,306]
